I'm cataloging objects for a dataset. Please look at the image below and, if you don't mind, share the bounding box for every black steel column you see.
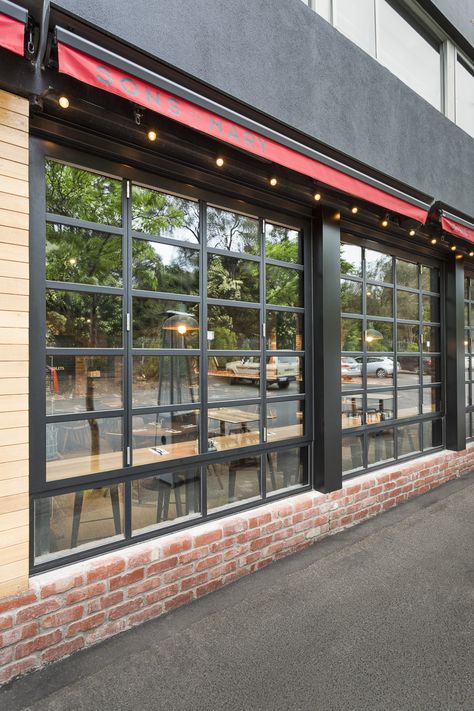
[313,208,342,492]
[445,256,466,450]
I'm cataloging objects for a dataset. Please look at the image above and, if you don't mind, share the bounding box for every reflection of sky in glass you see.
[149,242,192,268]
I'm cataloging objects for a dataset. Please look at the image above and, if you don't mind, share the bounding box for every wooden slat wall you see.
[0,90,29,599]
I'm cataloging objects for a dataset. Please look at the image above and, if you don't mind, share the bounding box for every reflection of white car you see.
[225,356,298,389]
[341,358,361,379]
[354,356,399,378]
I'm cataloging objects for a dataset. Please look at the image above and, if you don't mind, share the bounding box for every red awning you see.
[0,12,24,56]
[57,41,430,224]
[441,215,474,244]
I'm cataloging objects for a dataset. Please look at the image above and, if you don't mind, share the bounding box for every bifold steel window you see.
[30,142,312,569]
[340,234,445,476]
[464,274,474,440]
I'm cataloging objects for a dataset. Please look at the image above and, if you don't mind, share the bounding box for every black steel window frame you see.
[464,271,474,441]
[340,228,446,477]
[29,137,314,572]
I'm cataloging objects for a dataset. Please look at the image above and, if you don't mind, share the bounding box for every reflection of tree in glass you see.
[365,251,392,283]
[133,299,199,348]
[207,207,259,254]
[341,319,362,351]
[46,291,122,348]
[46,225,122,287]
[46,161,122,225]
[132,241,199,294]
[266,265,301,307]
[132,187,199,243]
[340,280,361,313]
[208,255,259,302]
[265,225,300,263]
[267,311,301,350]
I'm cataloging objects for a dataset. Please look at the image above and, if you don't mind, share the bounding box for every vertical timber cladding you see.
[0,89,29,598]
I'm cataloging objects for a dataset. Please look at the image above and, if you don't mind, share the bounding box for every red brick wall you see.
[1,445,473,686]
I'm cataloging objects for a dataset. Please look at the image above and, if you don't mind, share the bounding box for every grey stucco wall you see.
[50,0,474,217]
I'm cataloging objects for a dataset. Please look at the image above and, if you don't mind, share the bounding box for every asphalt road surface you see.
[2,471,473,711]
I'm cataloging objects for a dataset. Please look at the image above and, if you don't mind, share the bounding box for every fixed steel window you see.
[340,236,444,476]
[456,57,474,139]
[33,148,311,568]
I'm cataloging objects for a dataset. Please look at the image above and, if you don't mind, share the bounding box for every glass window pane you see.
[422,387,441,414]
[267,401,304,442]
[132,411,199,466]
[397,323,419,352]
[342,434,364,474]
[208,356,261,401]
[133,299,199,348]
[424,355,440,383]
[208,404,260,451]
[465,278,471,301]
[46,356,123,415]
[208,305,259,350]
[341,318,362,352]
[265,223,302,264]
[46,290,122,348]
[132,186,199,243]
[208,455,261,510]
[398,423,421,457]
[397,388,420,419]
[366,320,393,351]
[422,326,440,352]
[376,0,441,109]
[131,468,201,534]
[465,302,469,327]
[365,356,396,388]
[266,447,308,494]
[46,224,122,287]
[421,266,439,293]
[132,240,199,295]
[367,428,394,466]
[207,206,259,255]
[365,249,392,283]
[366,391,394,423]
[396,259,418,289]
[465,383,470,408]
[334,0,376,55]
[466,413,472,440]
[34,484,124,564]
[342,395,363,429]
[266,265,303,307]
[208,254,259,302]
[341,278,362,314]
[341,357,363,389]
[267,356,304,397]
[397,357,420,385]
[366,285,393,317]
[423,419,443,449]
[132,356,199,407]
[46,417,123,481]
[267,311,303,350]
[397,290,419,320]
[422,295,440,323]
[341,243,362,277]
[45,161,122,226]
[456,58,474,139]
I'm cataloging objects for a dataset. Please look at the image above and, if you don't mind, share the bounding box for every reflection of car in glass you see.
[398,356,432,374]
[341,357,361,379]
[354,356,399,378]
[225,356,298,389]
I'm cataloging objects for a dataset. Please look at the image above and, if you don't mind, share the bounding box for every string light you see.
[430,238,437,245]
[147,130,157,141]
[314,192,321,201]
[451,245,457,252]
[381,215,389,228]
[334,211,341,221]
[409,229,416,237]
[469,251,474,258]
[58,96,69,109]
[269,177,278,187]
[351,206,358,214]
[455,253,463,260]
[216,157,224,167]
